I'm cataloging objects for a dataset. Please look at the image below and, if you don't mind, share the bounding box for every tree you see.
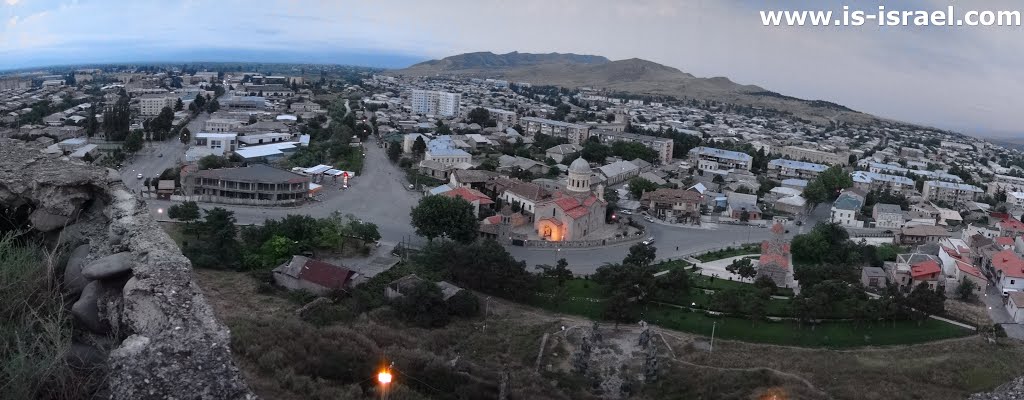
[956,279,978,301]
[349,220,381,243]
[739,209,751,222]
[655,269,690,297]
[446,290,481,318]
[536,258,573,287]
[193,93,207,111]
[467,107,491,125]
[167,201,201,222]
[412,136,427,159]
[206,99,220,113]
[435,120,451,134]
[174,98,184,111]
[122,130,144,153]
[725,258,757,280]
[906,282,945,324]
[258,235,298,267]
[410,195,479,243]
[198,155,228,170]
[394,281,450,328]
[628,177,658,199]
[182,208,242,269]
[623,243,657,267]
[603,292,633,325]
[180,127,191,144]
[387,143,402,162]
[414,240,536,301]
[581,140,610,164]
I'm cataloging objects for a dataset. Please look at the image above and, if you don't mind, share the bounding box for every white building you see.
[779,145,847,165]
[1009,192,1024,207]
[872,203,905,229]
[989,174,1024,195]
[922,180,982,205]
[205,118,244,132]
[520,117,590,144]
[830,191,864,228]
[688,147,752,171]
[590,129,674,164]
[194,132,238,156]
[411,89,461,117]
[851,171,915,194]
[424,136,471,167]
[485,108,518,126]
[139,94,177,116]
[766,159,827,180]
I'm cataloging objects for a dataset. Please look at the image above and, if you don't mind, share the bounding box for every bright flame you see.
[377,371,392,384]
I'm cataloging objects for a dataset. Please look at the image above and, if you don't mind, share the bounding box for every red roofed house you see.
[533,157,607,241]
[441,186,494,217]
[985,249,1024,294]
[909,259,942,290]
[997,217,1024,237]
[994,236,1016,249]
[273,255,359,295]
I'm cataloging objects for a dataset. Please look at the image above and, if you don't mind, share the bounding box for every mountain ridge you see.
[392,51,878,125]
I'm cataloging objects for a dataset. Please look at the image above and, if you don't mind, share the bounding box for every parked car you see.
[642,237,655,245]
[644,216,655,223]
[136,173,143,179]
[620,210,633,215]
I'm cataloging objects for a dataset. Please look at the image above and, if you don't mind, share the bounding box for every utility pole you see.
[710,321,716,353]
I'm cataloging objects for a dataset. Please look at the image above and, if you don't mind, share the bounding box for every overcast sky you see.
[2,0,1021,137]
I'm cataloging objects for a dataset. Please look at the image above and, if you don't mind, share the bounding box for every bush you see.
[394,281,450,328]
[447,290,481,318]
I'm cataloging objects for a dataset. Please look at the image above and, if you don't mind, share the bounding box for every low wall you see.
[523,232,645,248]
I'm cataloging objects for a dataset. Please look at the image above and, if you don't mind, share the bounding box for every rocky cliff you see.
[0,139,253,399]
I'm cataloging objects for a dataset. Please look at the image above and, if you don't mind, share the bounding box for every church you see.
[533,157,608,241]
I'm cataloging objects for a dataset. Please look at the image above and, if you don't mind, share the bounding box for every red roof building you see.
[272,255,358,295]
[910,260,942,281]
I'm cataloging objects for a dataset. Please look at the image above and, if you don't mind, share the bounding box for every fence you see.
[522,232,645,249]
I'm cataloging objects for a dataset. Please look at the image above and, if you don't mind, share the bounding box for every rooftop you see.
[768,158,827,172]
[190,163,308,184]
[689,146,752,162]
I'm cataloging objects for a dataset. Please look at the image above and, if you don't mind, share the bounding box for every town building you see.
[897,225,952,245]
[688,146,752,172]
[139,94,177,116]
[872,203,905,229]
[988,174,1024,195]
[485,108,518,126]
[204,118,244,132]
[545,143,583,164]
[424,136,472,167]
[193,132,238,156]
[590,129,674,164]
[520,117,590,144]
[922,180,983,205]
[766,159,827,180]
[830,190,864,228]
[755,222,796,288]
[598,160,640,185]
[221,95,266,110]
[851,171,915,193]
[640,188,702,224]
[861,266,887,288]
[533,158,607,241]
[779,145,848,165]
[183,164,310,206]
[272,255,359,295]
[411,89,461,117]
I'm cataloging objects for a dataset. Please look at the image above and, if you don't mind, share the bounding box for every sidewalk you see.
[647,217,718,230]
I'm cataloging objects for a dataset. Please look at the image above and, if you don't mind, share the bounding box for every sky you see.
[2,0,1022,138]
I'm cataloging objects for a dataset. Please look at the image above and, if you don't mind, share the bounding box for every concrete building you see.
[139,94,176,116]
[424,136,472,167]
[598,160,640,185]
[590,129,674,164]
[640,188,702,224]
[546,143,583,164]
[989,174,1024,195]
[485,107,518,126]
[184,164,309,206]
[272,255,358,295]
[194,132,238,156]
[873,203,905,229]
[779,145,848,165]
[204,118,244,132]
[851,171,915,194]
[221,96,266,110]
[520,117,590,144]
[411,89,461,117]
[766,159,827,180]
[922,180,983,205]
[688,146,752,171]
[830,190,864,228]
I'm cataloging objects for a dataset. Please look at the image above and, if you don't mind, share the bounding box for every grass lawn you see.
[695,244,761,262]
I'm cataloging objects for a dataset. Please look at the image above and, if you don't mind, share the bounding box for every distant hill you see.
[987,137,1024,151]
[392,51,879,125]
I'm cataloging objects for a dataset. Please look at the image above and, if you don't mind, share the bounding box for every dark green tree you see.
[167,201,201,222]
[628,177,659,199]
[410,195,478,243]
[394,281,450,328]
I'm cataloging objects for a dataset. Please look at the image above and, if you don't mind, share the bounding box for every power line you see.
[392,367,446,395]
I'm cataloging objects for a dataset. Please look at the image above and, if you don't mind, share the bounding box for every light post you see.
[377,365,393,400]
[710,321,716,353]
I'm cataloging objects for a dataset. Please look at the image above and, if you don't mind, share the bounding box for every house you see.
[490,178,549,216]
[725,192,760,220]
[598,160,641,185]
[888,253,940,290]
[272,255,359,295]
[909,259,942,290]
[1006,292,1024,323]
[449,169,500,191]
[983,249,1024,294]
[441,186,494,217]
[997,217,1024,237]
[640,188,702,224]
[830,190,865,228]
[688,146,752,171]
[498,155,547,176]
[156,180,175,200]
[861,266,887,289]
[385,274,463,300]
[873,203,905,229]
[897,225,951,245]
[418,159,454,180]
[545,143,582,164]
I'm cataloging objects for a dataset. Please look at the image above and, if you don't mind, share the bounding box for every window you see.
[1012,280,1016,285]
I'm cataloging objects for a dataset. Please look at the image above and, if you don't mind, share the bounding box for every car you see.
[642,237,655,245]
[795,220,803,226]
[644,216,654,223]
[620,210,633,215]
[136,174,143,179]
[408,184,415,190]
[158,153,163,157]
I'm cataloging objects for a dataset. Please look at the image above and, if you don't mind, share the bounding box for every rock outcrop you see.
[0,139,253,399]
[970,376,1024,400]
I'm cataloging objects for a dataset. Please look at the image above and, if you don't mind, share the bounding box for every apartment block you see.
[485,107,518,126]
[989,174,1024,195]
[688,146,752,171]
[139,94,177,116]
[766,159,827,180]
[520,116,590,144]
[922,180,982,205]
[779,145,848,166]
[411,89,461,117]
[851,171,915,193]
[590,129,674,164]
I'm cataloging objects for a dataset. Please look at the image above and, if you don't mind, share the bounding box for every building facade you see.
[922,180,983,205]
[688,146,752,171]
[411,89,461,117]
[520,117,590,144]
[779,145,847,165]
[590,129,674,164]
[183,164,309,206]
[766,159,827,180]
[139,94,176,116]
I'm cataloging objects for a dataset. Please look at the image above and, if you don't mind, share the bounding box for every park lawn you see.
[655,259,691,272]
[695,244,761,262]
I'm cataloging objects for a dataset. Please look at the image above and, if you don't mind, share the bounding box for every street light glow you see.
[377,370,392,384]
[157,208,164,214]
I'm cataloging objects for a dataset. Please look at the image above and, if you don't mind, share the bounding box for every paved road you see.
[146,139,423,244]
[121,113,209,192]
[981,285,1024,340]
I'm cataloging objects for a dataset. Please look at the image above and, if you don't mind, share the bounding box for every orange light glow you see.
[377,371,392,384]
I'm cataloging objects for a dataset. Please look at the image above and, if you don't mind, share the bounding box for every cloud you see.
[5,0,20,6]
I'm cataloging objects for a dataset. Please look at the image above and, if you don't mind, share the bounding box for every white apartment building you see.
[520,117,590,144]
[205,118,244,132]
[779,145,848,165]
[289,102,322,113]
[194,132,238,156]
[139,94,177,116]
[688,146,752,171]
[873,203,905,229]
[830,191,864,229]
[590,129,674,164]
[424,136,472,167]
[851,171,915,193]
[766,159,827,180]
[922,180,983,205]
[1008,192,1024,207]
[411,89,461,117]
[989,174,1024,195]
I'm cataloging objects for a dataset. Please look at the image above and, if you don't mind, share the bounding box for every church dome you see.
[568,157,590,174]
